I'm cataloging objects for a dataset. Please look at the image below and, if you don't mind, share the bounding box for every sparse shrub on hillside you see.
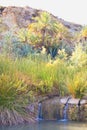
[70,43,87,67]
[0,18,9,33]
[81,26,87,40]
[58,49,68,60]
[17,28,29,43]
[58,40,73,55]
[1,31,35,58]
[0,24,9,33]
[12,42,33,58]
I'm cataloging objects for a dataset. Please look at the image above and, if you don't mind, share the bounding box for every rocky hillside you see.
[0,6,82,32]
[58,18,82,33]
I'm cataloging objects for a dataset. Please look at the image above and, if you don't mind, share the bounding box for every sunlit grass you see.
[0,53,87,110]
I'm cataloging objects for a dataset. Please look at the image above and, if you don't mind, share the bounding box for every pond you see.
[0,121,87,130]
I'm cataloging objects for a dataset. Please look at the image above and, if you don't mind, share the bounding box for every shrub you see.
[0,56,34,109]
[12,42,33,58]
[81,26,87,39]
[70,43,87,67]
[66,71,87,98]
[0,73,28,109]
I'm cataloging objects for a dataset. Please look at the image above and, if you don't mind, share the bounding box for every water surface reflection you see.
[0,121,87,130]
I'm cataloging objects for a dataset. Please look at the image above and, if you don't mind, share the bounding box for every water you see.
[36,102,43,120]
[59,97,71,122]
[0,121,87,130]
[63,103,69,120]
[63,97,71,121]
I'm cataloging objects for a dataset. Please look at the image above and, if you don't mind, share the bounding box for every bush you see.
[12,42,33,58]
[0,73,28,109]
[66,70,87,98]
[0,56,34,109]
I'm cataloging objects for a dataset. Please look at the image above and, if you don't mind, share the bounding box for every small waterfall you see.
[37,102,43,120]
[63,103,69,120]
[78,100,81,121]
[59,97,71,122]
[63,97,71,121]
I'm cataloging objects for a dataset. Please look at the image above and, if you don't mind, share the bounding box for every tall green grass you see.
[0,53,87,111]
[14,57,68,95]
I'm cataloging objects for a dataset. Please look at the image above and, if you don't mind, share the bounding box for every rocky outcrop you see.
[41,97,60,120]
[58,18,82,33]
[40,97,87,121]
[0,6,82,32]
[0,6,40,28]
[67,99,87,121]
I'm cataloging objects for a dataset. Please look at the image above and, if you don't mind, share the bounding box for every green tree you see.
[27,12,69,58]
